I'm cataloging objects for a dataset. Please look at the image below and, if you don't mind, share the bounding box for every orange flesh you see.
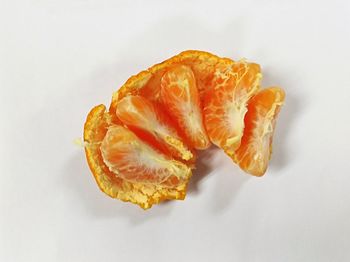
[160,65,210,150]
[116,95,194,162]
[100,125,191,186]
[234,87,285,176]
[203,61,262,155]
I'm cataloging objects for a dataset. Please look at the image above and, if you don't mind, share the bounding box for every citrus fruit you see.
[203,60,262,155]
[115,95,194,162]
[160,65,210,150]
[83,50,285,209]
[233,87,285,176]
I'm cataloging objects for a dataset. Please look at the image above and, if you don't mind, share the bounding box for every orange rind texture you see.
[83,50,285,209]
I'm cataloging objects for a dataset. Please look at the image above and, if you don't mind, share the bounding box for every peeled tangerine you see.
[83,50,285,209]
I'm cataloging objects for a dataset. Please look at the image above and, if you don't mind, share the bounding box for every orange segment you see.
[160,65,210,150]
[203,60,262,155]
[84,105,191,209]
[116,95,194,162]
[100,125,191,186]
[234,87,285,176]
[109,50,224,114]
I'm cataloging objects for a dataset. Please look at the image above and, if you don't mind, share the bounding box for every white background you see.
[1,1,350,261]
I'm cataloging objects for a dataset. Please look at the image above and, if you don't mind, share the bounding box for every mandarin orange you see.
[83,50,285,209]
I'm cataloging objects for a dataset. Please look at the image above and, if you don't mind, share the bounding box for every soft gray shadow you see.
[212,173,250,213]
[188,146,219,194]
[211,153,251,212]
[62,152,174,225]
[270,92,300,171]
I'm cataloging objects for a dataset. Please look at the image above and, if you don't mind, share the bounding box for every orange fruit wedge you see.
[160,65,210,150]
[233,87,285,176]
[100,125,191,186]
[83,50,285,209]
[116,95,194,162]
[203,60,262,155]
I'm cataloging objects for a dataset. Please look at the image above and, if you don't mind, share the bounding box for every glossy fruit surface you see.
[161,65,210,150]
